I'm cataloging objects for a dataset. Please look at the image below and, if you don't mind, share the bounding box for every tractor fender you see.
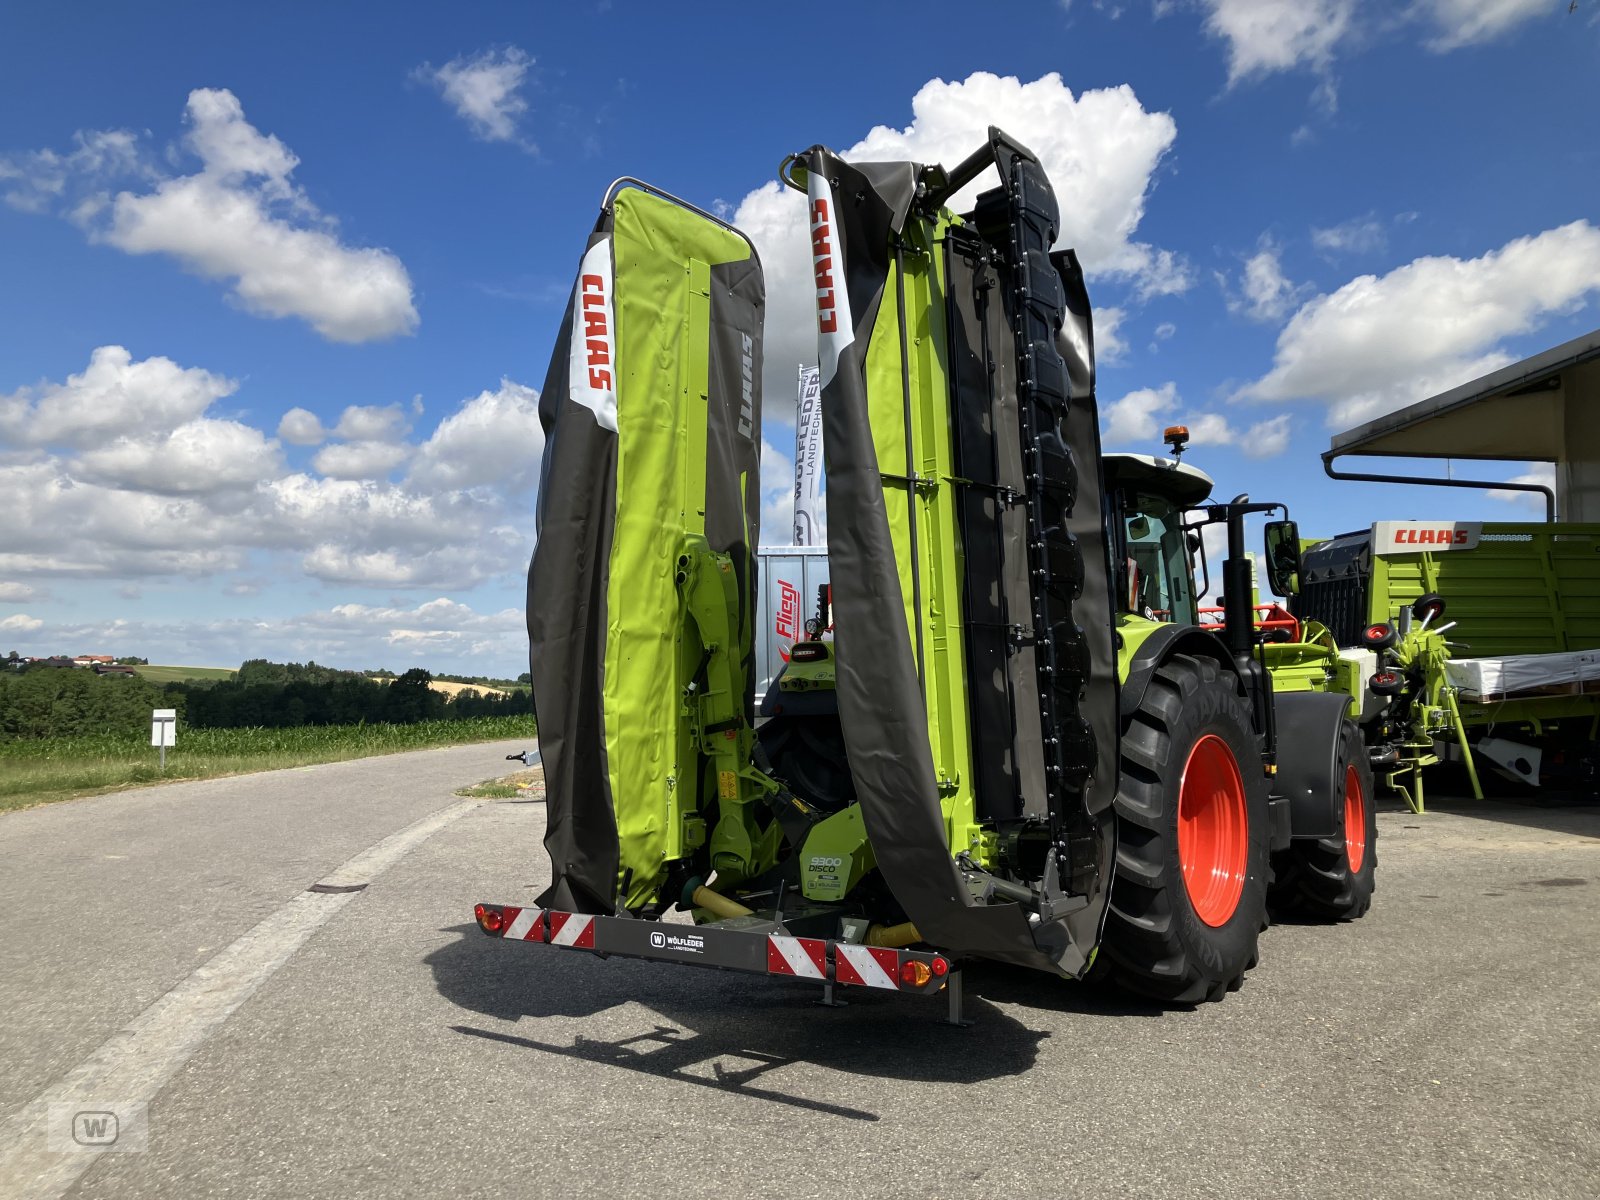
[1119,624,1243,723]
[1271,691,1352,840]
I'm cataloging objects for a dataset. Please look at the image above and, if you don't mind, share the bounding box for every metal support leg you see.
[815,979,847,1009]
[944,970,974,1028]
[1446,689,1484,801]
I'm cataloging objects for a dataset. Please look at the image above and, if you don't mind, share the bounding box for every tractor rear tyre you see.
[1270,720,1377,920]
[1098,654,1270,1003]
[757,714,857,813]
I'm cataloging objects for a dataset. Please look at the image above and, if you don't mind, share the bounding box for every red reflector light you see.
[475,904,505,934]
[930,956,949,977]
[899,959,932,988]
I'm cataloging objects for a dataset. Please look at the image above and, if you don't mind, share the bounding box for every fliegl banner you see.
[792,365,824,544]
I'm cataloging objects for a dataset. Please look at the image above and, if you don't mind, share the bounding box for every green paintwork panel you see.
[860,210,981,858]
[799,804,876,902]
[1115,613,1169,681]
[777,645,835,692]
[1370,524,1600,657]
[1260,618,1340,702]
[603,191,753,909]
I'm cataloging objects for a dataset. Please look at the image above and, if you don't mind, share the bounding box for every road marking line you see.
[0,798,482,1200]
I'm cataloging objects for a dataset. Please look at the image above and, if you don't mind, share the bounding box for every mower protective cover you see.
[525,134,1120,979]
[527,185,764,915]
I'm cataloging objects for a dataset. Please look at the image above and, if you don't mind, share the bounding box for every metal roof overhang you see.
[1323,328,1600,521]
[1328,327,1600,461]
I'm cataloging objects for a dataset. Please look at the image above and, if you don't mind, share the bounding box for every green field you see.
[133,664,238,684]
[0,715,534,812]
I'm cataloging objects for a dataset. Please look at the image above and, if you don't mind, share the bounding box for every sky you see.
[1,1,1596,675]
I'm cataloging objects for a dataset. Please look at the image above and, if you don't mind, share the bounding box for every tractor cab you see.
[1103,451,1214,626]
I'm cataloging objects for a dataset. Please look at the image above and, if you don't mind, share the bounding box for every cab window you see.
[1123,494,1196,625]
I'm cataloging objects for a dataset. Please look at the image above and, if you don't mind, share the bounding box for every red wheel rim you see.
[1343,764,1367,873]
[1177,734,1249,927]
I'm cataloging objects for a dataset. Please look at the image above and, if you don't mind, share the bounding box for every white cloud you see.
[1096,306,1129,364]
[1237,220,1600,427]
[0,614,43,633]
[277,407,326,445]
[75,418,282,494]
[1489,462,1557,509]
[760,437,798,543]
[333,402,410,442]
[1103,382,1179,446]
[1419,0,1548,50]
[1199,0,1553,98]
[0,345,235,449]
[1311,214,1386,256]
[733,71,1184,404]
[311,440,410,481]
[5,599,530,676]
[416,47,534,148]
[0,348,543,590]
[1224,237,1304,322]
[0,582,43,603]
[0,129,153,215]
[2,89,417,343]
[1180,411,1293,458]
[1203,0,1356,83]
[1153,321,1177,340]
[1102,382,1291,458]
[408,380,544,494]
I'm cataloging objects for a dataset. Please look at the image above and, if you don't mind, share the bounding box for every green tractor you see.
[476,131,1375,1017]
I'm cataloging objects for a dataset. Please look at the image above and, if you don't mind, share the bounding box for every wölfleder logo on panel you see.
[807,167,854,387]
[568,238,618,432]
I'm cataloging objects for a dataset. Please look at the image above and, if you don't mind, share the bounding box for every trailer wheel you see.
[1271,720,1377,920]
[1098,654,1270,1003]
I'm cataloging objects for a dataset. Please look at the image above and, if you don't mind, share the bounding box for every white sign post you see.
[150,708,176,771]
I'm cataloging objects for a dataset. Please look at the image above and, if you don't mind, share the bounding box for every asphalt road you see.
[2,749,1598,1199]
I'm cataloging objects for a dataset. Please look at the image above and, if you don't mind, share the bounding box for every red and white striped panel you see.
[502,906,543,941]
[834,944,900,990]
[766,935,827,980]
[545,911,596,949]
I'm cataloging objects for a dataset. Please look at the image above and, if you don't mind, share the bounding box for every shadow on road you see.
[426,922,1166,1116]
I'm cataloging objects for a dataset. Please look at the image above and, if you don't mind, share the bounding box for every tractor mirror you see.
[1263,520,1301,596]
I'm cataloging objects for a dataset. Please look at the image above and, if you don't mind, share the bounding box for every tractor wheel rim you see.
[1177,734,1249,928]
[1343,764,1367,873]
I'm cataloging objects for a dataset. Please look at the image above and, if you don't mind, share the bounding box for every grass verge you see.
[0,715,535,813]
[456,765,545,799]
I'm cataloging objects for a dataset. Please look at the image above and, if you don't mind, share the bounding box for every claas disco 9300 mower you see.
[474,131,1375,1020]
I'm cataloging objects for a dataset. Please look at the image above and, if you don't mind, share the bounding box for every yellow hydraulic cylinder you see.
[690,886,753,920]
[865,922,922,948]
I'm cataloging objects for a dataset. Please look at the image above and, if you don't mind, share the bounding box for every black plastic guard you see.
[1273,691,1353,840]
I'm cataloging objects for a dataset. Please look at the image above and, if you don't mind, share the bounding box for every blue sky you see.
[1,1,1596,673]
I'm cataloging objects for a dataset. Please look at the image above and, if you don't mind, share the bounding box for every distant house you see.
[92,663,138,676]
[72,655,116,667]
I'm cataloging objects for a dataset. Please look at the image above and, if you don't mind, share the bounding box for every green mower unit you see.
[476,134,1376,1021]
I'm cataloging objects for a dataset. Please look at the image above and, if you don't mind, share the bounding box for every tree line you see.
[0,659,533,741]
